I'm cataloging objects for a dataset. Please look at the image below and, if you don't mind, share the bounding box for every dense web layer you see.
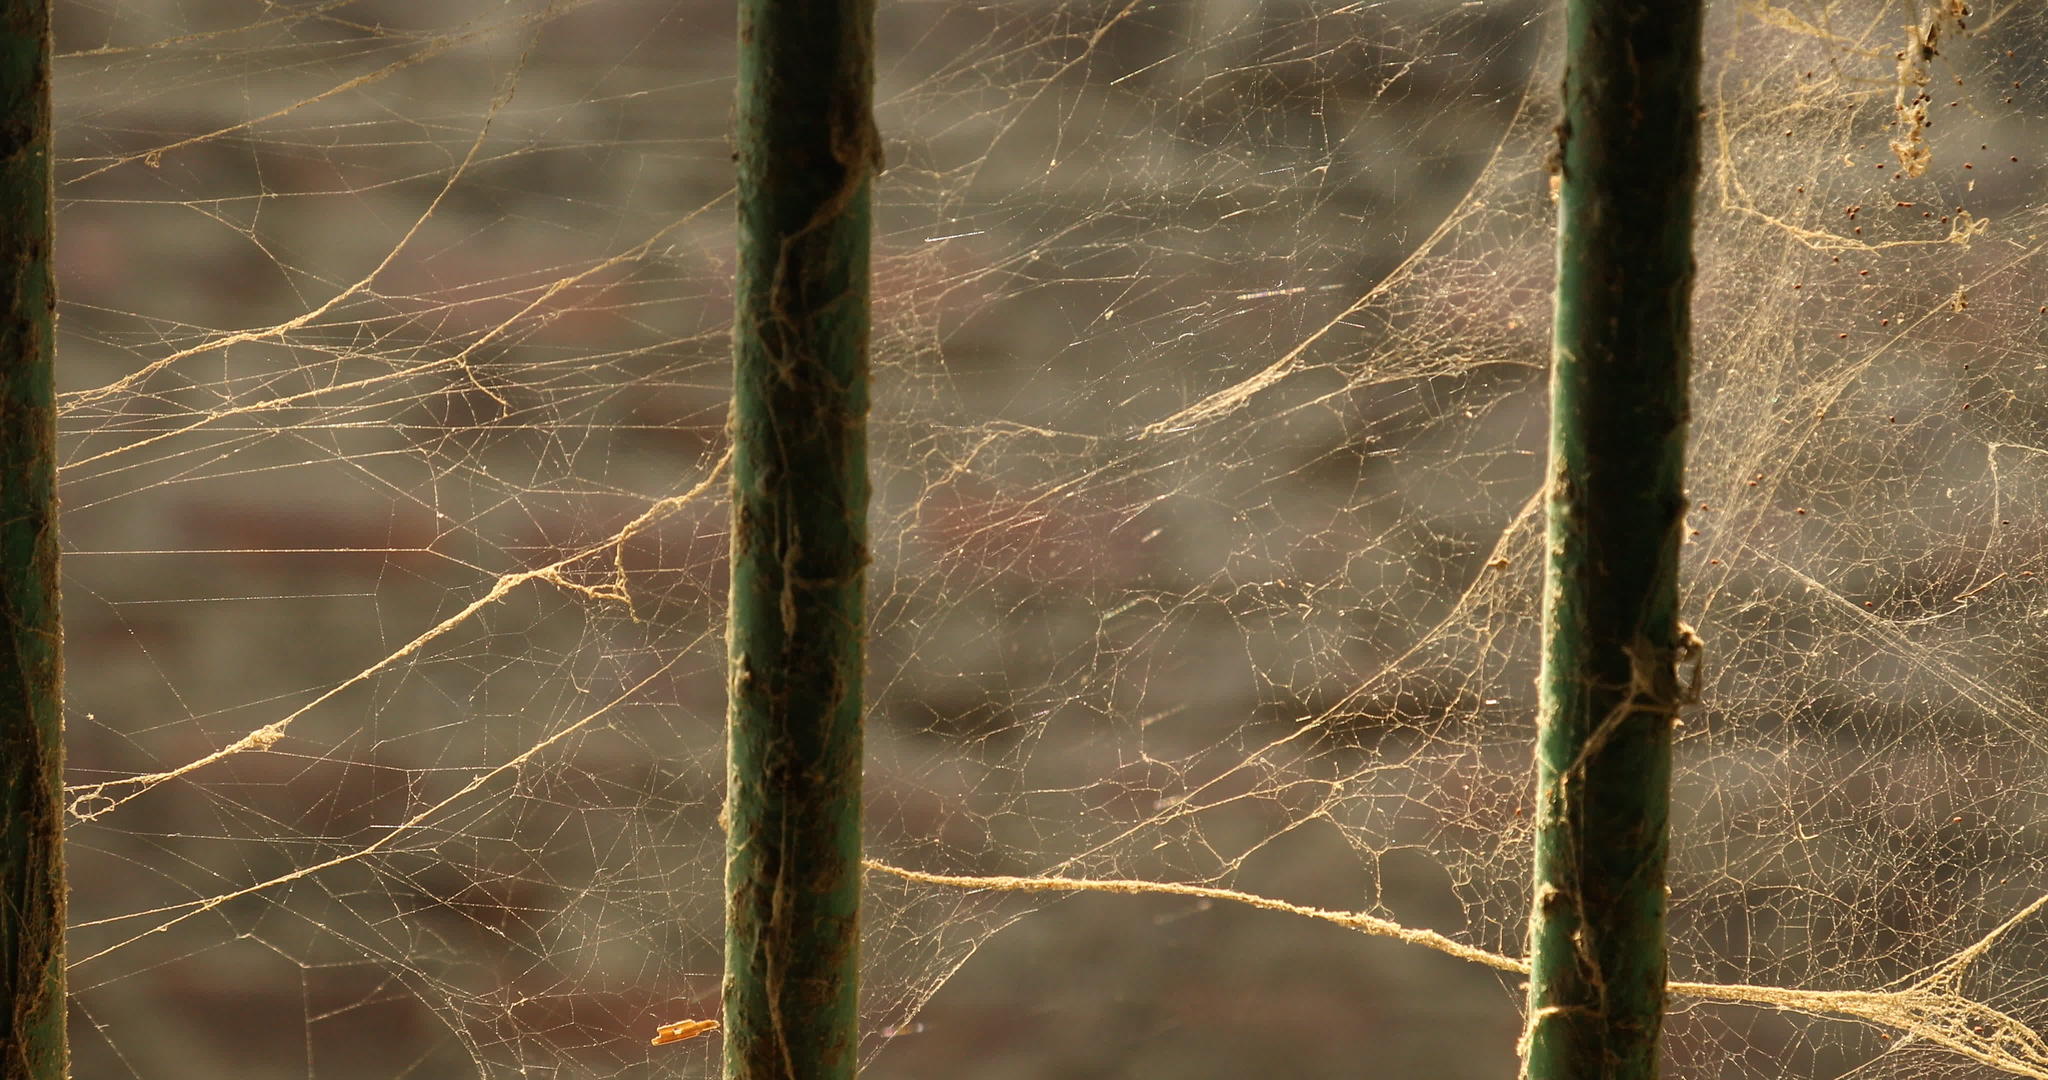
[55,0,2048,1076]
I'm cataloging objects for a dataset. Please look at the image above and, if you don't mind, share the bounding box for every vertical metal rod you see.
[723,0,878,1075]
[1520,2,1703,1078]
[0,2,62,1078]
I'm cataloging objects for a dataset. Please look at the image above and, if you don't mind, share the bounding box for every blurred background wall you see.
[54,2,2048,1078]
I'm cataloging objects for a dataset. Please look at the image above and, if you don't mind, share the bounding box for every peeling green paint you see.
[1520,3,1702,1079]
[0,3,62,1079]
[723,1,877,1077]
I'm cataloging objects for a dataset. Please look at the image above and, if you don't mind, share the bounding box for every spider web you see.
[56,0,2048,1076]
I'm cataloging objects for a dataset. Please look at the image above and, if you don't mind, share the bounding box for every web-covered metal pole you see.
[0,2,63,1079]
[722,0,877,1075]
[1519,2,1702,1078]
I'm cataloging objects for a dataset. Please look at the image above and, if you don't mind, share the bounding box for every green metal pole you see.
[0,3,62,1079]
[1519,2,1701,1078]
[722,0,877,1076]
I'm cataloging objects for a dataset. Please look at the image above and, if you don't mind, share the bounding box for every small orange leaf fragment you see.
[651,1019,720,1046]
